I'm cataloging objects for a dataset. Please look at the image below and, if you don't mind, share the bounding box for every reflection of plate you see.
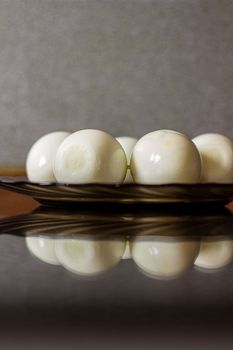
[0,206,232,238]
[0,206,231,280]
[0,176,233,206]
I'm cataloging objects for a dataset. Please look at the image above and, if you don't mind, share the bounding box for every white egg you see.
[130,130,202,184]
[116,137,137,183]
[121,240,131,259]
[55,238,126,275]
[26,236,60,265]
[131,237,200,279]
[192,133,233,183]
[54,129,127,184]
[194,237,233,270]
[26,131,70,182]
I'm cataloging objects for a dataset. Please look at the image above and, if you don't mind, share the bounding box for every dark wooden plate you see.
[0,176,232,207]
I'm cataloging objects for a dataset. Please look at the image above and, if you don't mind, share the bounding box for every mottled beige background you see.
[0,0,232,164]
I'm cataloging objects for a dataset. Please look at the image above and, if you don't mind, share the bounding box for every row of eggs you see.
[26,129,233,184]
[26,235,233,279]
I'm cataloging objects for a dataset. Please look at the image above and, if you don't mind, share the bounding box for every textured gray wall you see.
[0,0,232,165]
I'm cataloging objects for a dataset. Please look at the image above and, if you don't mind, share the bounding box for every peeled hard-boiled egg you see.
[194,237,233,270]
[26,236,60,265]
[55,238,126,276]
[54,129,127,184]
[116,137,137,183]
[192,133,233,183]
[130,130,202,184]
[131,237,200,279]
[26,131,70,182]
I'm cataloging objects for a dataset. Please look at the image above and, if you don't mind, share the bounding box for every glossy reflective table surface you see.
[0,189,233,349]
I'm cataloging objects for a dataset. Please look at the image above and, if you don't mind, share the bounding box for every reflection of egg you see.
[54,129,127,184]
[194,237,233,269]
[122,240,131,259]
[130,130,202,184]
[26,131,70,182]
[131,238,200,279]
[26,237,60,265]
[116,137,137,183]
[55,238,126,275]
[192,133,233,183]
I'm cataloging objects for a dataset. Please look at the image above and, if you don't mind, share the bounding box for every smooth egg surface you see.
[54,129,127,184]
[192,133,233,183]
[26,131,70,182]
[130,130,202,184]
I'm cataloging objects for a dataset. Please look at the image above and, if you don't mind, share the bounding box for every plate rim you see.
[0,176,233,188]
